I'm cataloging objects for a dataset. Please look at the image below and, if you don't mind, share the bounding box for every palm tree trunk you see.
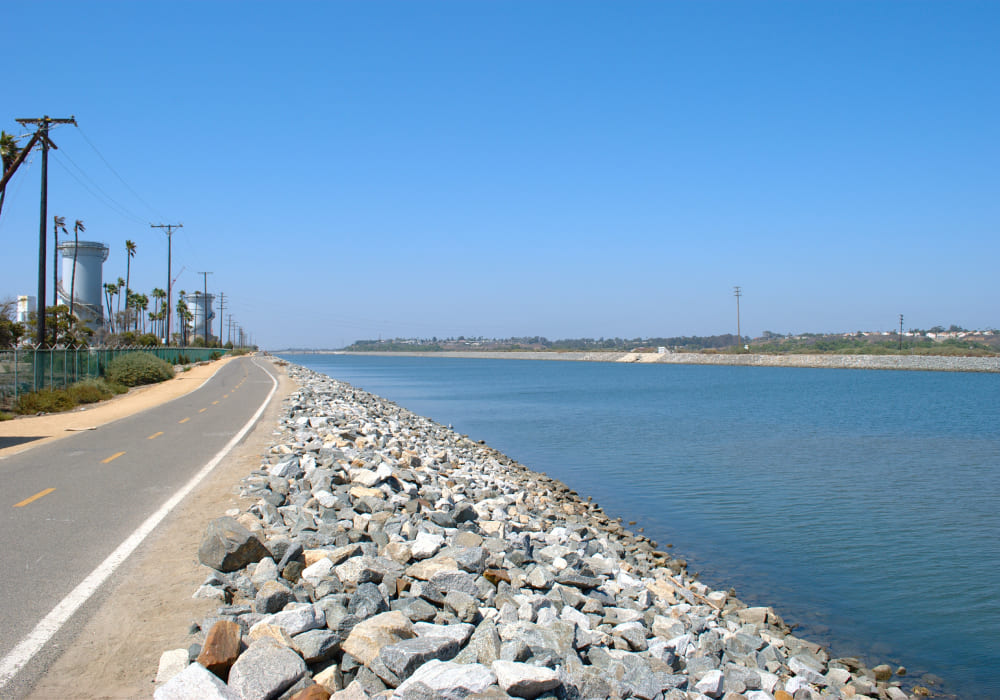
[70,231,78,319]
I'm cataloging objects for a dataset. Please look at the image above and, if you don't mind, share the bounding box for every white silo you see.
[57,240,110,329]
[183,292,215,342]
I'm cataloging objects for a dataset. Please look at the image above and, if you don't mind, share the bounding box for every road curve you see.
[0,355,277,699]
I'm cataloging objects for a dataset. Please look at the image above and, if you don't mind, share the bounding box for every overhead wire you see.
[76,125,165,221]
[51,150,149,226]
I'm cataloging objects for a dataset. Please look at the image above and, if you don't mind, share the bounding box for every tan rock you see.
[196,619,242,679]
[774,691,793,700]
[646,579,677,604]
[289,684,332,700]
[248,622,295,648]
[341,611,414,665]
[349,485,383,500]
[405,556,459,581]
[314,664,343,692]
[382,541,413,564]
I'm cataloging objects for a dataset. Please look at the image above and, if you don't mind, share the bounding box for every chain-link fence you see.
[0,346,224,410]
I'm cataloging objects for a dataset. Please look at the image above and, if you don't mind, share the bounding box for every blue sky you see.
[3,1,998,348]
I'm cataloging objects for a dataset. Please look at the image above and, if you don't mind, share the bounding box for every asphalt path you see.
[0,355,277,698]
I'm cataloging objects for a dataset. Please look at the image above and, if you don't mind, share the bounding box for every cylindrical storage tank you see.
[57,240,110,327]
[183,292,215,341]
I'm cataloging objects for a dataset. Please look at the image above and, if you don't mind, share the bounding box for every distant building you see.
[16,295,35,324]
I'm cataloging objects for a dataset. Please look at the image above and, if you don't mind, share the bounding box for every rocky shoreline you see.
[329,351,1000,373]
[154,362,931,700]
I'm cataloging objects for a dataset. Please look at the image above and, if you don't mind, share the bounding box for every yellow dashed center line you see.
[102,451,126,464]
[198,408,207,413]
[148,431,164,440]
[179,417,190,424]
[211,400,219,405]
[14,488,56,508]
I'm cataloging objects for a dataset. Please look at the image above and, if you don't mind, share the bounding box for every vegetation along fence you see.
[0,346,223,410]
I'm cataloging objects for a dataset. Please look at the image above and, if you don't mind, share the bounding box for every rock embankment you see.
[343,350,1000,373]
[155,363,926,700]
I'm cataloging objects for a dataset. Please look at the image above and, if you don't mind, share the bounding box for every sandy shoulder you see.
[24,358,295,700]
[0,357,235,459]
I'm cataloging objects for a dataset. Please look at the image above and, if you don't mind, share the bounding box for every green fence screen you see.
[0,346,226,410]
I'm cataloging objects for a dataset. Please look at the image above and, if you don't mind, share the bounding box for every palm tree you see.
[104,282,118,333]
[52,216,67,308]
[0,131,21,221]
[70,220,85,319]
[176,292,191,345]
[124,239,136,326]
[115,277,126,330]
[151,287,167,339]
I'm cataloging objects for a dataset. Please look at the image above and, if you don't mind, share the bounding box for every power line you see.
[76,125,165,221]
[51,150,148,225]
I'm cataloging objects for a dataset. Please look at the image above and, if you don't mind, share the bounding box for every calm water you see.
[279,353,1000,698]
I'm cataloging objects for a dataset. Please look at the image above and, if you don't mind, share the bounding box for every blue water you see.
[279,353,1000,698]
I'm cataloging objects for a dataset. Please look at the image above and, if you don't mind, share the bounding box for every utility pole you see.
[152,223,182,344]
[899,314,904,352]
[198,271,212,345]
[733,286,743,351]
[16,116,77,346]
[217,292,225,345]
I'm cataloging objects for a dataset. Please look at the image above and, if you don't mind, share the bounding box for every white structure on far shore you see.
[56,240,110,330]
[16,295,35,324]
[183,292,216,342]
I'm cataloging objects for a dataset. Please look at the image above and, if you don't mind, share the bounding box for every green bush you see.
[66,378,128,404]
[210,350,222,360]
[15,388,76,414]
[0,411,13,421]
[105,352,175,387]
[136,333,161,347]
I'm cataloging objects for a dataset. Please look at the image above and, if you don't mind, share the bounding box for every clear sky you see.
[3,1,998,348]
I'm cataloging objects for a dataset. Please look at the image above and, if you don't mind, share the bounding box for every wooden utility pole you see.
[152,223,182,344]
[198,271,212,344]
[16,117,76,346]
[217,292,225,345]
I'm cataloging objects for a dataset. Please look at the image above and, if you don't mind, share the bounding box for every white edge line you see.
[0,357,279,690]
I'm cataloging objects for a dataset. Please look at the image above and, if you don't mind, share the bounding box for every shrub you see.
[136,333,161,347]
[66,378,128,404]
[0,411,13,421]
[105,352,175,387]
[210,350,222,360]
[15,388,75,414]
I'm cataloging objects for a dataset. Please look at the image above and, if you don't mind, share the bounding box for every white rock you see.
[395,660,496,699]
[153,662,240,700]
[154,649,189,685]
[492,659,561,697]
[301,557,335,587]
[694,669,725,698]
[411,532,445,560]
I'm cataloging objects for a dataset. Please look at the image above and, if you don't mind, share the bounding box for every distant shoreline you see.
[277,350,1000,373]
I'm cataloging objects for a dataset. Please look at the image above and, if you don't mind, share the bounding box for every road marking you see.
[101,451,126,464]
[0,358,278,692]
[178,417,190,424]
[211,400,219,405]
[198,408,207,413]
[147,431,164,440]
[14,488,56,508]
[223,394,229,398]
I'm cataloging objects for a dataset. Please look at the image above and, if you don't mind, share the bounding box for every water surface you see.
[279,353,1000,697]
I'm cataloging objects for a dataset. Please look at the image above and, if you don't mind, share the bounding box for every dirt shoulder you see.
[19,357,296,699]
[0,357,236,459]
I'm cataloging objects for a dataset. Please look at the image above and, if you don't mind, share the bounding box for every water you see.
[279,353,1000,697]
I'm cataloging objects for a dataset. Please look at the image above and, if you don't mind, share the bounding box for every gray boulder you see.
[227,639,307,700]
[198,517,270,573]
